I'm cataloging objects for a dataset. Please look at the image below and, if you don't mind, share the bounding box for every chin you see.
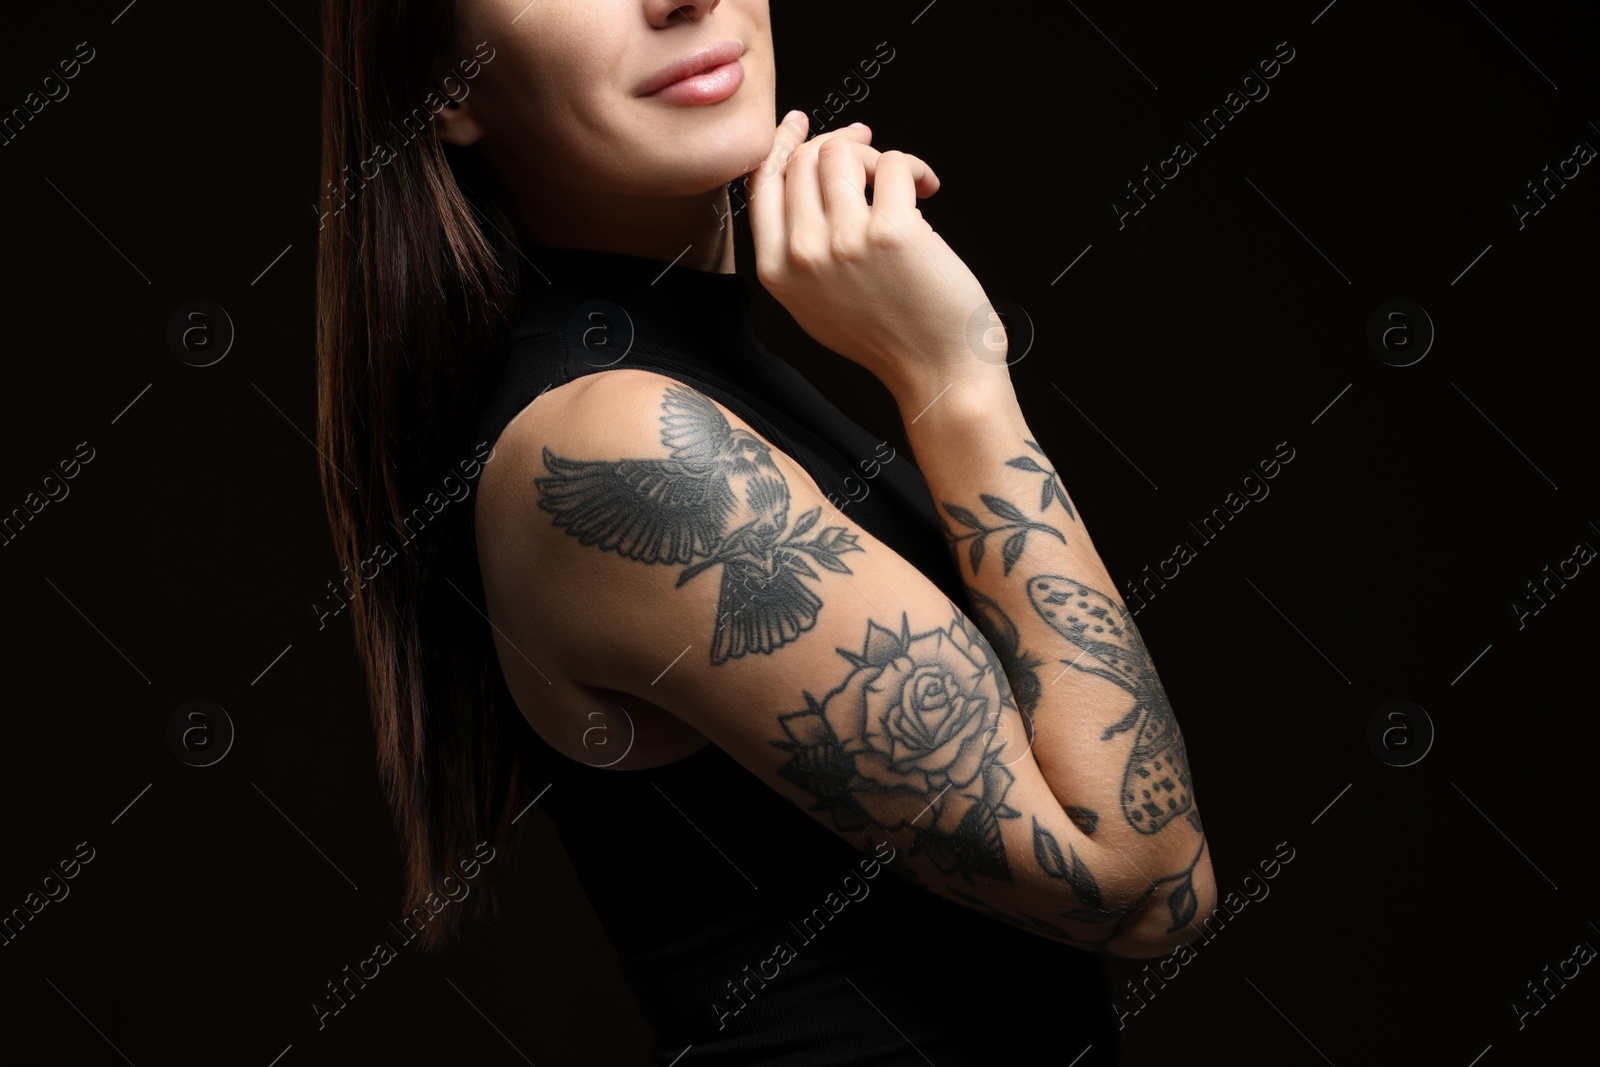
[642,105,779,193]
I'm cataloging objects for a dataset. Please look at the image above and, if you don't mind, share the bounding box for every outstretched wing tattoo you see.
[534,383,863,665]
[1026,575,1193,834]
[535,449,734,564]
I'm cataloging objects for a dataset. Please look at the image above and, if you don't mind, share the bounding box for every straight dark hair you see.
[314,0,536,950]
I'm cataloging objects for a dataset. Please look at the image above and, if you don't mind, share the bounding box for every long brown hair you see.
[314,0,534,950]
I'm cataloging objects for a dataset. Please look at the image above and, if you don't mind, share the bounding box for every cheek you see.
[471,0,620,131]
[486,0,778,191]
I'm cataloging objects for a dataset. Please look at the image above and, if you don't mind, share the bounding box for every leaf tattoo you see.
[945,821,1132,949]
[977,826,1207,946]
[1166,865,1199,931]
[940,493,1066,576]
[1004,439,1075,521]
[534,384,862,665]
[1033,816,1104,910]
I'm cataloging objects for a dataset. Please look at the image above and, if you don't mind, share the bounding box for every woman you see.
[315,1,1217,1062]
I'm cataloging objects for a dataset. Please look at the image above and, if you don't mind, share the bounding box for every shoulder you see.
[478,368,692,518]
[478,366,827,514]
[472,368,832,661]
[488,368,674,465]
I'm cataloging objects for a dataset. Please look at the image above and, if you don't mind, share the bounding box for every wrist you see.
[893,363,1018,428]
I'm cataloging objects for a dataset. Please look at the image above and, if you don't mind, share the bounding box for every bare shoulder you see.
[472,364,838,682]
[476,367,699,605]
[478,368,677,489]
[466,368,1211,952]
[476,368,707,545]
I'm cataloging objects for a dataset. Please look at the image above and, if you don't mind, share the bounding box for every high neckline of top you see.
[507,239,761,372]
[518,240,745,289]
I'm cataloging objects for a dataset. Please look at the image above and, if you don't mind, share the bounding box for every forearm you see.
[894,366,1213,949]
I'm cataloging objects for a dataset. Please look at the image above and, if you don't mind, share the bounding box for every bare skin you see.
[461,0,1217,957]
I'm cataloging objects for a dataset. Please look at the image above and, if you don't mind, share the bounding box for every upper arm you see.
[477,368,1201,954]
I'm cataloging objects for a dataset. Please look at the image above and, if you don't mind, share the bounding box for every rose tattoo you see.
[772,612,1020,882]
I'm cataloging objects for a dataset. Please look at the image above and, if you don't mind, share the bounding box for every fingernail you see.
[783,109,804,124]
[847,122,867,129]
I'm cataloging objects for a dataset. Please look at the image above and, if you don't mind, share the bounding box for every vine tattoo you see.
[1027,576,1194,834]
[771,611,1021,884]
[951,829,1206,948]
[939,494,1065,577]
[534,384,862,665]
[1005,439,1075,521]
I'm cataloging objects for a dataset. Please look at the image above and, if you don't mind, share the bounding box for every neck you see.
[507,181,738,275]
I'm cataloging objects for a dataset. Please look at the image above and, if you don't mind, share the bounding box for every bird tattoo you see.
[1026,575,1193,834]
[534,384,863,665]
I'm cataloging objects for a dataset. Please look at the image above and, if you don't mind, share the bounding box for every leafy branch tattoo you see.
[940,494,1065,576]
[534,384,862,665]
[951,827,1206,948]
[772,612,1021,884]
[1033,816,1107,912]
[1027,576,1194,834]
[1004,439,1075,521]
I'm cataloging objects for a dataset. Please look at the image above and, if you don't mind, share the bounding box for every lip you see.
[638,40,745,98]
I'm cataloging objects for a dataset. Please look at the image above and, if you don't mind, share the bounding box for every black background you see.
[2,1,1596,1064]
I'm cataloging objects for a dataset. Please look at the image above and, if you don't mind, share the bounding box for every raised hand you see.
[744,112,1009,411]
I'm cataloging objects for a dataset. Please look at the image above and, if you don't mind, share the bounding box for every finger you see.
[783,126,875,241]
[835,121,875,145]
[765,110,810,173]
[748,116,872,260]
[866,149,940,219]
[818,138,877,235]
[785,129,824,245]
[747,115,868,193]
[748,111,809,270]
[802,124,875,149]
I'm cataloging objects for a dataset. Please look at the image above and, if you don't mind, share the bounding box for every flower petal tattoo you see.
[771,612,1021,884]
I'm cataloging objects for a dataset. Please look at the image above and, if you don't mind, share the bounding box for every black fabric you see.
[468,241,1121,1065]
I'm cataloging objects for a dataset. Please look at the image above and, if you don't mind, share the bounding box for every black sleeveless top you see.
[470,242,1120,1065]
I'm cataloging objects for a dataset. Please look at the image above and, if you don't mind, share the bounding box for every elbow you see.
[1104,868,1219,960]
[1105,921,1202,961]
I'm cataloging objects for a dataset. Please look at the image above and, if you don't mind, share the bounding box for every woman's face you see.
[442,0,776,204]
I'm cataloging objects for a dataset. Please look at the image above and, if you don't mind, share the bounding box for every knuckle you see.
[817,137,854,160]
[828,228,867,262]
[786,235,826,271]
[754,258,783,289]
[864,215,902,250]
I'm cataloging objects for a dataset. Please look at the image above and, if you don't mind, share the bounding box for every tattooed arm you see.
[476,368,1212,958]
[886,367,1216,958]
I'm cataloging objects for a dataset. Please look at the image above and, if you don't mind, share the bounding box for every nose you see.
[646,0,722,27]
